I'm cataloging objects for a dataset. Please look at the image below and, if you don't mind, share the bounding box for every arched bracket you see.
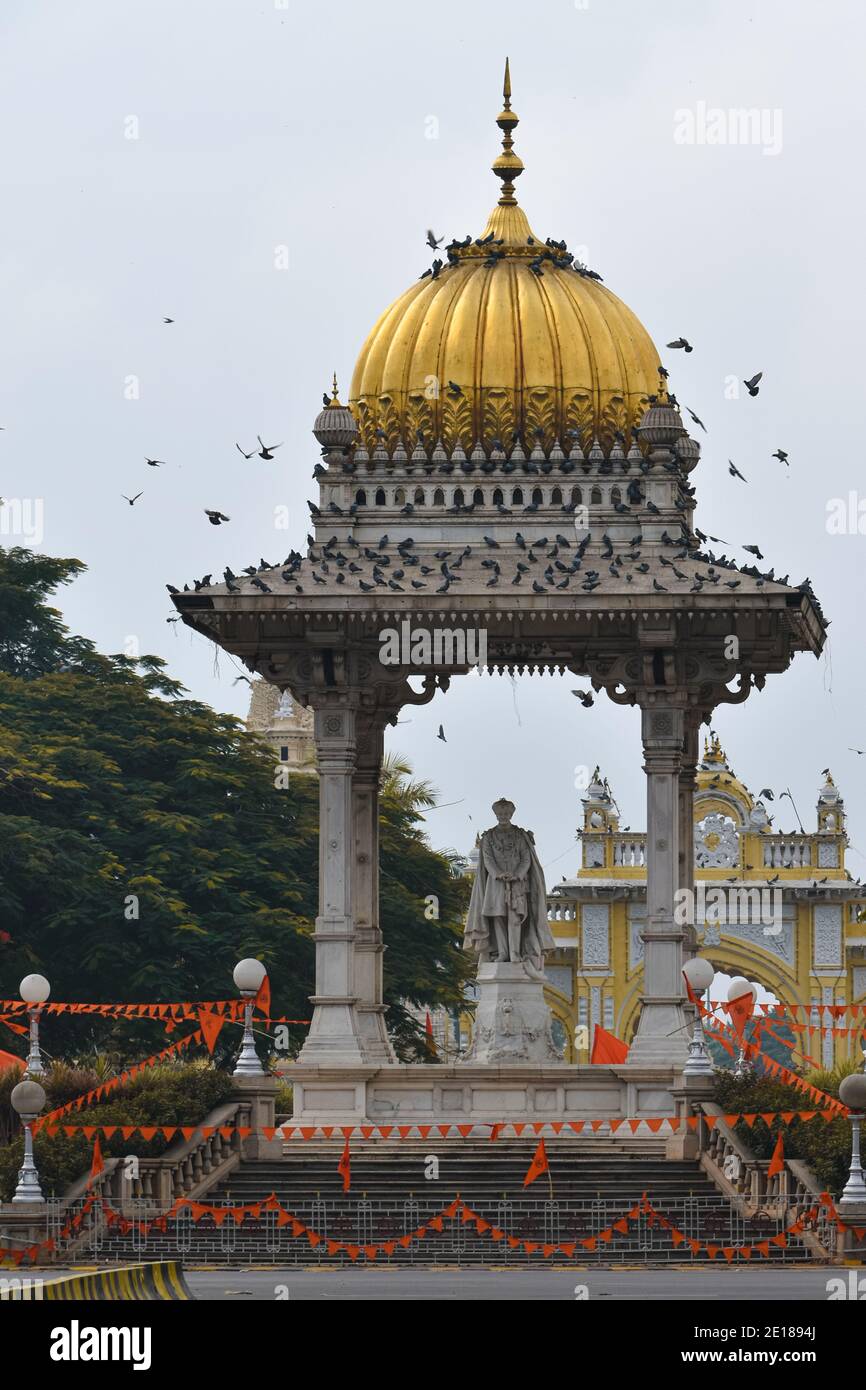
[387,673,450,725]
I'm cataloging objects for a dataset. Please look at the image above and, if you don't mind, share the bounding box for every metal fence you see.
[33,1193,833,1266]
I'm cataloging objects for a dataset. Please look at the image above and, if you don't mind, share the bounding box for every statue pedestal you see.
[463,962,561,1066]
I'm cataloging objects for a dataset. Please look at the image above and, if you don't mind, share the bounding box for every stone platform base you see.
[463,961,560,1065]
[280,1062,711,1141]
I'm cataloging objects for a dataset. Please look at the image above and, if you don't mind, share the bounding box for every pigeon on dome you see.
[817,770,845,833]
[818,769,840,803]
[700,731,732,772]
[585,766,609,802]
[313,373,358,455]
[581,767,619,831]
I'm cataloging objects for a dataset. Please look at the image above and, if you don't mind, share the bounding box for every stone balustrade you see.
[697,1103,835,1258]
[613,835,647,868]
[762,836,813,869]
[546,899,577,922]
[58,1100,252,1218]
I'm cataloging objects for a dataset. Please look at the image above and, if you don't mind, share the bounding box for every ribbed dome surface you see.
[350,242,661,455]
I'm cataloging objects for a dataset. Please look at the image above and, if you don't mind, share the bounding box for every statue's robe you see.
[464,823,554,966]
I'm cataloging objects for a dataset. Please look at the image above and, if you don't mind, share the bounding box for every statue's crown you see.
[492,797,515,816]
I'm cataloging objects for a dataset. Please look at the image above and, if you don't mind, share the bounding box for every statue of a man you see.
[464,799,554,978]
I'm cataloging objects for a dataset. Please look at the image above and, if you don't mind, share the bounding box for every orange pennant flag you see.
[424,1010,437,1058]
[0,1020,28,1037]
[727,989,754,1042]
[338,1139,351,1193]
[88,1135,104,1186]
[767,1132,785,1178]
[523,1139,548,1188]
[254,973,271,1017]
[197,1010,225,1055]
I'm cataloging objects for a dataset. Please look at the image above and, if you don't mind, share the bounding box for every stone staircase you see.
[71,1142,818,1265]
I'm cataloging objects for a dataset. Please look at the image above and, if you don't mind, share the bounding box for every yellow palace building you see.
[532,734,865,1064]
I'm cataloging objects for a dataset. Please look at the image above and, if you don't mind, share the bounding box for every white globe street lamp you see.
[19,974,50,1078]
[232,959,267,1077]
[839,1072,866,1206]
[11,1079,47,1203]
[727,976,757,1079]
[682,957,715,1076]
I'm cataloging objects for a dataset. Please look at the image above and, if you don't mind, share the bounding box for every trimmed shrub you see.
[0,1061,234,1201]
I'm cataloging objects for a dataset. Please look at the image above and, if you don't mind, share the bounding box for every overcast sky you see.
[2,0,865,882]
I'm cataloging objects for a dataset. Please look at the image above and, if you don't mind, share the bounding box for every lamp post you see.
[682,956,715,1075]
[232,959,266,1077]
[11,1079,47,1203]
[727,975,757,1078]
[838,1072,866,1205]
[19,974,50,1077]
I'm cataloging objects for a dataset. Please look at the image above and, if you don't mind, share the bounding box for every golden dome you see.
[350,63,662,455]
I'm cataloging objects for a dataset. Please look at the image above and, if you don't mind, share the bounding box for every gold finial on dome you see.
[328,372,342,407]
[492,57,524,206]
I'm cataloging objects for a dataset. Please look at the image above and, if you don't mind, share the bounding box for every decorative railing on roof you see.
[576,830,844,875]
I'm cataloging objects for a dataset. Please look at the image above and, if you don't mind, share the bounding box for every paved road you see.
[175,1265,847,1300]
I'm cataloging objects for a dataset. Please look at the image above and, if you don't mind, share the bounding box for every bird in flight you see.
[772,449,789,465]
[759,788,775,800]
[742,543,764,559]
[144,457,166,467]
[685,406,706,432]
[666,337,693,353]
[122,492,143,506]
[743,371,763,397]
[236,443,256,459]
[571,689,594,708]
[257,435,283,460]
[849,747,865,755]
[163,316,174,324]
[436,725,447,742]
[426,229,443,250]
[728,460,747,481]
[204,509,230,526]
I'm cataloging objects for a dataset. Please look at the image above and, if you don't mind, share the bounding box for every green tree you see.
[0,546,468,1064]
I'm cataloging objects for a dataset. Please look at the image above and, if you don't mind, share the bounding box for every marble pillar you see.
[678,713,701,961]
[296,707,367,1064]
[352,722,396,1062]
[296,705,396,1065]
[628,704,689,1065]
